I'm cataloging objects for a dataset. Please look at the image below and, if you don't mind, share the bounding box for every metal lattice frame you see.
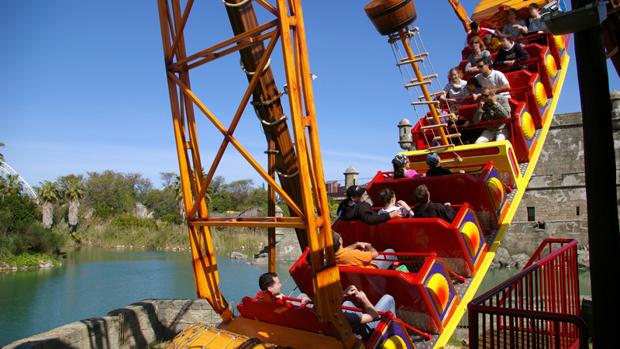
[156,0,356,346]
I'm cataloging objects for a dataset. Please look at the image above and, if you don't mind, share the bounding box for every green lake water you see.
[0,249,592,346]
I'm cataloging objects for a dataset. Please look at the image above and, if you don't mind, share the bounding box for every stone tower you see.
[343,166,359,190]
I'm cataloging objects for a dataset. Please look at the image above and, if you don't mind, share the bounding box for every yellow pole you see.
[398,29,450,145]
[277,0,357,347]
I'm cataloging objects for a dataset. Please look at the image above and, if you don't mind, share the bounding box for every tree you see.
[37,181,60,228]
[83,171,144,218]
[168,173,185,222]
[1,174,23,196]
[58,175,85,230]
[0,142,5,162]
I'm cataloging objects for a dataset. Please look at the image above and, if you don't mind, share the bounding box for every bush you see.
[0,189,67,258]
[110,215,158,230]
[0,190,38,235]
[9,223,67,255]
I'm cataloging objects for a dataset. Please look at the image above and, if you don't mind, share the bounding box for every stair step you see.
[411,100,440,106]
[397,57,424,66]
[433,133,462,141]
[425,113,456,121]
[404,80,432,88]
[421,123,448,130]
[404,74,438,88]
[397,53,428,65]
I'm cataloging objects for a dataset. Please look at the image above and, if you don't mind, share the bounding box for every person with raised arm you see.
[342,285,396,341]
[502,8,528,39]
[471,87,511,144]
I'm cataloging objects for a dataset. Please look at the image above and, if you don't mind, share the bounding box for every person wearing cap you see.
[412,184,457,222]
[337,185,402,224]
[392,154,419,179]
[425,152,453,176]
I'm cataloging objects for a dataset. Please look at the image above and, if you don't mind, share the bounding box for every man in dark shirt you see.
[426,152,452,176]
[412,184,457,222]
[337,185,401,224]
[494,33,530,70]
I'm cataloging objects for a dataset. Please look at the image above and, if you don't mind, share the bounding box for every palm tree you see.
[171,175,186,223]
[58,175,85,230]
[4,174,23,195]
[38,181,60,228]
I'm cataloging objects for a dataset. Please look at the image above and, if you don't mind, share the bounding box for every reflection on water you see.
[0,249,591,346]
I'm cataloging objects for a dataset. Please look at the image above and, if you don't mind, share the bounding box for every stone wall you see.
[4,299,220,349]
[502,109,620,256]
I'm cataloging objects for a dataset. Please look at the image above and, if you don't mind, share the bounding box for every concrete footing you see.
[4,299,220,349]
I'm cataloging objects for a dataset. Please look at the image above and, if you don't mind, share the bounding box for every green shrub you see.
[0,191,38,235]
[9,223,67,255]
[0,189,66,259]
[161,213,179,224]
[110,215,158,230]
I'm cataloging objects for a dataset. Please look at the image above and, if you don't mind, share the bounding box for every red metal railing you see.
[468,238,588,348]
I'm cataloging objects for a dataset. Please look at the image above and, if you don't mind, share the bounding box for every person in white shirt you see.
[441,68,469,106]
[377,188,413,218]
[474,58,511,99]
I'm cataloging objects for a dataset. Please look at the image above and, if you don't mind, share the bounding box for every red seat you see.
[237,292,334,335]
[290,251,459,334]
[506,70,545,128]
[413,98,535,163]
[333,203,487,277]
[365,162,508,232]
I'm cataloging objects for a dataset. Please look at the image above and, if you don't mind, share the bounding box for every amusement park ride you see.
[156,0,618,347]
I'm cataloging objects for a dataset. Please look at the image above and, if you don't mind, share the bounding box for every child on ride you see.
[378,187,414,218]
[392,154,419,179]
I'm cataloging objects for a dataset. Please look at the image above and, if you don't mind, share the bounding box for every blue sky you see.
[1,0,619,189]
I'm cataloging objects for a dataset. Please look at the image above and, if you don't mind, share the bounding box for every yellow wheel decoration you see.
[545,54,558,78]
[382,336,407,349]
[521,111,536,140]
[554,35,565,51]
[461,221,481,257]
[535,82,548,108]
[427,273,450,314]
[487,177,505,210]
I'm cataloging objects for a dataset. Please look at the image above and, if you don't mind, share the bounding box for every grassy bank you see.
[0,253,62,271]
[77,215,269,257]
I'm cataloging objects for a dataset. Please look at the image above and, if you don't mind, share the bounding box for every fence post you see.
[468,304,479,348]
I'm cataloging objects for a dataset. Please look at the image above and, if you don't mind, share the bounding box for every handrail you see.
[468,238,586,348]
